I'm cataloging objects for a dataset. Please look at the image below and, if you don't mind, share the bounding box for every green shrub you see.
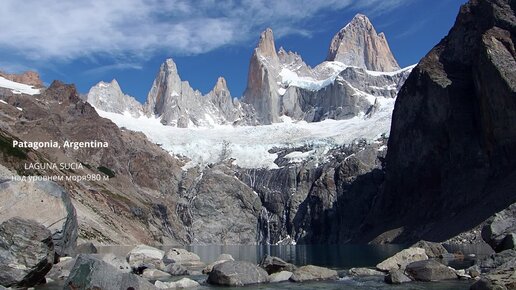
[97,166,115,178]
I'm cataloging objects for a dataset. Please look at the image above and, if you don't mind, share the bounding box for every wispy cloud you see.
[0,0,412,61]
[82,62,143,76]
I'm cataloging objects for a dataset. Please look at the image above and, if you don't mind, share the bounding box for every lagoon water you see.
[40,244,472,290]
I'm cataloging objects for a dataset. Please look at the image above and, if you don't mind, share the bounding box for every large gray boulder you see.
[64,254,157,290]
[411,240,448,258]
[203,253,234,274]
[102,253,131,273]
[155,278,200,289]
[349,267,384,277]
[127,245,165,271]
[46,257,76,281]
[163,248,204,268]
[384,269,412,284]
[472,249,516,290]
[165,263,189,276]
[207,260,269,286]
[75,242,98,255]
[259,255,296,274]
[471,269,516,290]
[478,250,516,272]
[269,271,293,283]
[290,265,338,282]
[142,269,170,280]
[0,218,55,287]
[0,180,78,257]
[482,203,516,252]
[376,247,428,271]
[405,260,458,282]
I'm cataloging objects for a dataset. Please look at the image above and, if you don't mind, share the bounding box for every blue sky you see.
[0,0,467,103]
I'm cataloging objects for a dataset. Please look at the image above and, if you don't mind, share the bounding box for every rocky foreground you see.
[1,199,515,289]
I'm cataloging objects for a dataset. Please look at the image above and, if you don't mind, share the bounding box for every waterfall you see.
[258,207,271,245]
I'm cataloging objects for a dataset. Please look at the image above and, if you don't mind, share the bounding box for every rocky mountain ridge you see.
[143,59,257,127]
[88,14,410,127]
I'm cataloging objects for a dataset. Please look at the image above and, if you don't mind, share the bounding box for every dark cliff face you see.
[363,0,516,243]
[236,140,387,245]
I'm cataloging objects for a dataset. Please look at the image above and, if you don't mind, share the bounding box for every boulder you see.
[472,252,516,290]
[75,242,98,255]
[0,180,78,257]
[46,257,76,281]
[164,248,200,265]
[405,260,458,282]
[102,253,132,273]
[455,269,472,280]
[467,265,482,278]
[470,279,502,290]
[384,269,412,284]
[348,267,384,276]
[482,203,516,252]
[259,255,296,274]
[165,263,189,275]
[202,253,235,274]
[217,253,235,261]
[0,218,55,287]
[142,269,171,280]
[155,277,200,289]
[500,234,516,252]
[478,250,516,272]
[376,247,428,271]
[290,265,338,282]
[207,260,269,286]
[411,240,448,258]
[269,271,293,283]
[64,254,156,290]
[471,274,516,290]
[127,244,165,271]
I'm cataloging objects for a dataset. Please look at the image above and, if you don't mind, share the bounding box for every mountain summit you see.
[242,23,411,125]
[326,14,400,72]
[89,15,410,127]
[242,28,282,124]
[144,58,256,127]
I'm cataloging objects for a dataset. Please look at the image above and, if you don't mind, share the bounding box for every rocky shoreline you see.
[1,211,515,289]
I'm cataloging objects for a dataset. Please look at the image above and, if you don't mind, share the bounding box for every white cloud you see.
[0,0,411,61]
[82,62,143,76]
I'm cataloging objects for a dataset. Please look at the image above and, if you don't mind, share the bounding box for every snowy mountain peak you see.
[109,79,121,90]
[86,79,143,117]
[326,13,400,72]
[0,75,41,95]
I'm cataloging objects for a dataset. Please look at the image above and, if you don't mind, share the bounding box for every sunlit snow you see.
[0,76,40,95]
[95,97,395,169]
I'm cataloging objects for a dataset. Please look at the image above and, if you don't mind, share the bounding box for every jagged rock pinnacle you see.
[165,58,178,72]
[213,76,229,94]
[326,13,400,72]
[257,28,278,59]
